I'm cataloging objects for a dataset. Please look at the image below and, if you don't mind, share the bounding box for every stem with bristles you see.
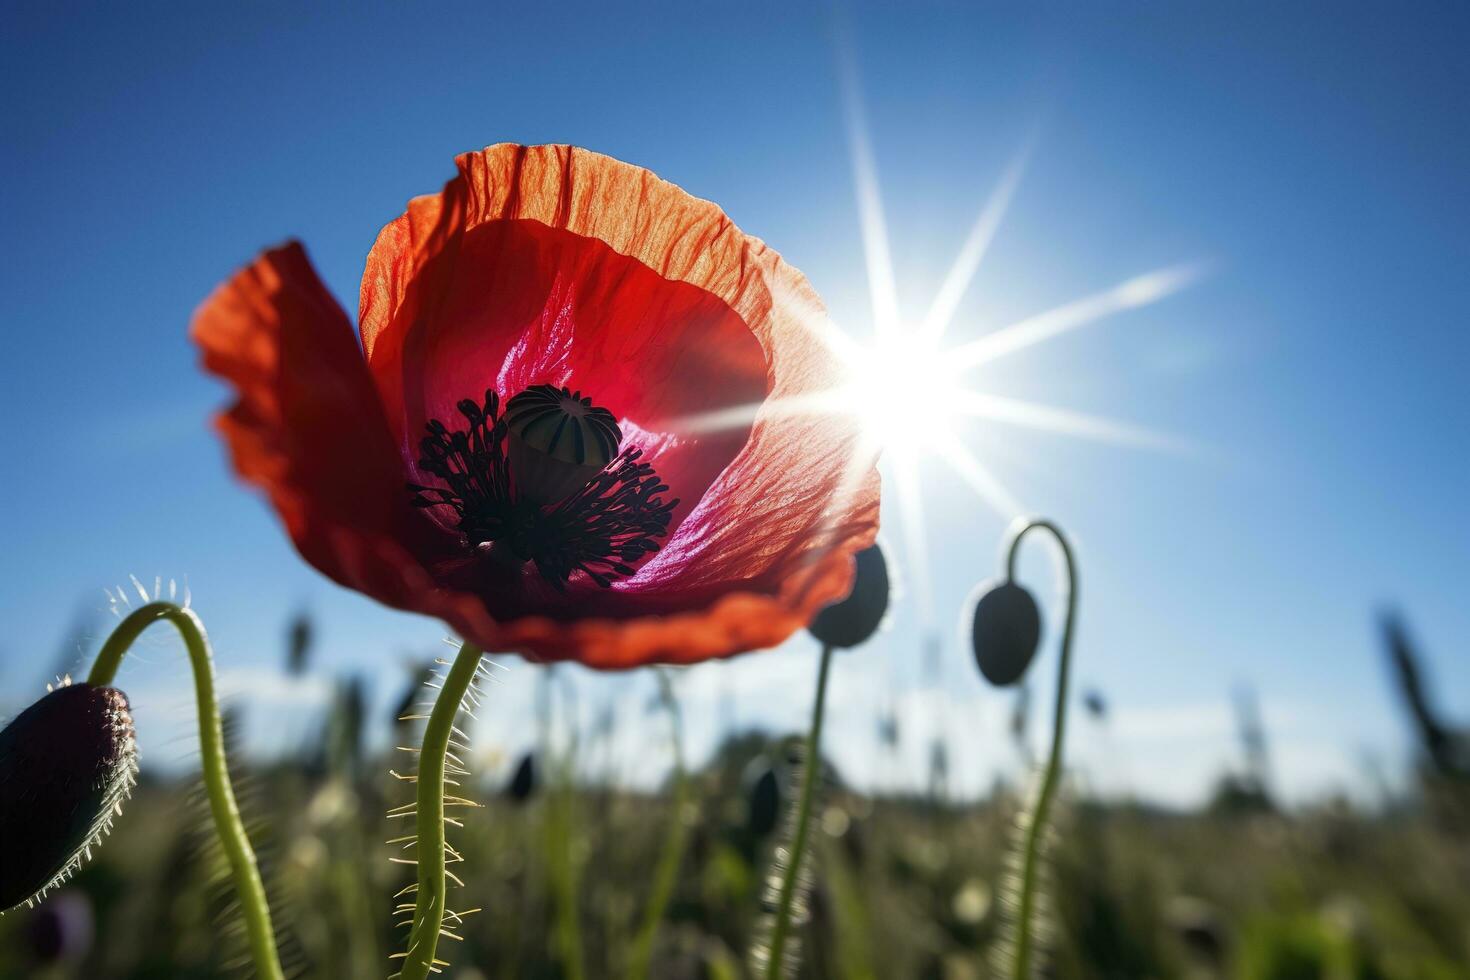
[763,643,834,980]
[1003,519,1078,980]
[87,602,284,980]
[398,641,484,980]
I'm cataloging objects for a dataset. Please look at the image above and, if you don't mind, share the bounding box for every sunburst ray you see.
[919,138,1034,347]
[954,391,1194,454]
[887,446,935,628]
[950,261,1209,372]
[838,42,901,339]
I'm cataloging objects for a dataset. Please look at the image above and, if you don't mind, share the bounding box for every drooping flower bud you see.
[0,682,138,911]
[285,609,314,676]
[968,580,1041,686]
[506,751,537,804]
[808,544,890,649]
[743,757,781,838]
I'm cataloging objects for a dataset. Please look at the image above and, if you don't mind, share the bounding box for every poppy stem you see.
[1003,519,1078,980]
[86,602,284,980]
[399,640,484,980]
[763,642,835,980]
[627,669,691,980]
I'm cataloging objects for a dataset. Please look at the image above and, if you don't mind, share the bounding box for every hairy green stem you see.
[1004,520,1078,980]
[87,602,284,980]
[399,641,483,980]
[627,671,691,979]
[764,643,835,980]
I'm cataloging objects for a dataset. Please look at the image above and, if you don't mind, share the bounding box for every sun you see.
[675,55,1206,632]
[816,54,1209,632]
[834,330,968,457]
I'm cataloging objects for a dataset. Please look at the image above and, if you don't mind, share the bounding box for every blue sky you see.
[2,3,1466,806]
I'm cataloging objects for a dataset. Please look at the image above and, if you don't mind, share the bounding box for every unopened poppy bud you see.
[968,580,1041,686]
[0,682,138,911]
[285,610,314,676]
[506,751,537,803]
[808,544,890,649]
[744,758,781,838]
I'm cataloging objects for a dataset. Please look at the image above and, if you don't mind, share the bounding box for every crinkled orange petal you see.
[200,147,880,668]
[191,243,443,610]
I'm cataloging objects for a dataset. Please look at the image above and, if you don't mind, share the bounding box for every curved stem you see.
[628,670,691,980]
[764,643,835,980]
[1003,519,1078,980]
[87,602,284,980]
[399,641,483,980]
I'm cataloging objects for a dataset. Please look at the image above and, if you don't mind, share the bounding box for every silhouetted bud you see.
[744,758,781,838]
[507,752,537,803]
[968,580,1041,686]
[285,611,314,676]
[1083,688,1108,721]
[0,683,138,911]
[808,544,890,649]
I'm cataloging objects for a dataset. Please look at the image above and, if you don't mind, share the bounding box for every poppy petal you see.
[191,242,434,608]
[358,146,880,666]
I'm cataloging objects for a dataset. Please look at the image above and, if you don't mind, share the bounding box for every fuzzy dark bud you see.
[744,759,781,838]
[285,611,314,676]
[969,580,1041,686]
[0,683,138,911]
[808,544,890,649]
[507,751,537,803]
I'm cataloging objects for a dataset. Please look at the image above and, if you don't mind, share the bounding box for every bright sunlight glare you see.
[820,41,1208,625]
[834,332,968,453]
[672,43,1209,632]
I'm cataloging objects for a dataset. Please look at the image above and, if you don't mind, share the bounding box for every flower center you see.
[407,384,678,589]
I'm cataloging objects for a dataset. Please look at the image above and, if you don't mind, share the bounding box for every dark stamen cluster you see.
[408,389,678,589]
[408,391,514,545]
[530,448,677,587]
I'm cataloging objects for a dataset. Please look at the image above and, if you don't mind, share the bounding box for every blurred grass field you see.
[2,666,1465,980]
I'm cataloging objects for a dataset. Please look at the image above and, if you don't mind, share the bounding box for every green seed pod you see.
[0,682,138,911]
[506,384,623,504]
[969,580,1041,686]
[809,544,890,649]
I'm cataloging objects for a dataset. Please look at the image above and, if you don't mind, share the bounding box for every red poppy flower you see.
[192,144,879,668]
